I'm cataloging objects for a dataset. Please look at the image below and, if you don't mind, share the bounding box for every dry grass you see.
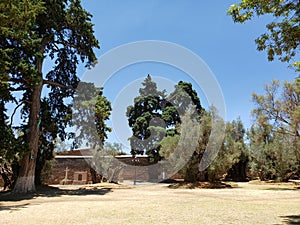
[0,182,299,225]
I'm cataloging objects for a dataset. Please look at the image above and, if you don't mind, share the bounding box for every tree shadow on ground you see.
[0,185,112,202]
[165,180,233,189]
[265,187,299,191]
[0,203,30,211]
[280,215,300,225]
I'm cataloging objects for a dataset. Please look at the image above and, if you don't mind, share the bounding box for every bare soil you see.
[0,181,299,225]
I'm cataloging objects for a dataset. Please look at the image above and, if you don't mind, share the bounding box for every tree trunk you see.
[184,153,200,182]
[13,63,43,193]
[90,167,101,183]
[226,155,249,182]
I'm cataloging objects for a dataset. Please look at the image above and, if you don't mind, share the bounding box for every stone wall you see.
[115,156,160,182]
[0,153,162,188]
[46,155,160,184]
[47,156,93,185]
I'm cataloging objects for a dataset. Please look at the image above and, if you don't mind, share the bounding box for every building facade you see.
[47,150,161,185]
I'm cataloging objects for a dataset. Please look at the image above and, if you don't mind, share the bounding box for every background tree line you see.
[127,75,299,183]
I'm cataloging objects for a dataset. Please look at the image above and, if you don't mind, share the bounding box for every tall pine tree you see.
[0,0,99,193]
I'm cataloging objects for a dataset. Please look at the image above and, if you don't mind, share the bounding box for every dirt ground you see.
[0,181,299,225]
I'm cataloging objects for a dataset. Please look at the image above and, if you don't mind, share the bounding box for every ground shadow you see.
[0,185,112,202]
[0,203,30,211]
[164,180,233,189]
[265,187,299,191]
[280,215,300,225]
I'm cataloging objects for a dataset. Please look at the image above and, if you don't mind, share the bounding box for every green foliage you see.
[223,118,249,181]
[0,0,45,74]
[248,124,272,181]
[159,135,180,159]
[0,101,28,189]
[127,75,167,158]
[127,75,202,162]
[248,124,299,181]
[270,134,299,181]
[159,107,248,182]
[159,110,201,180]
[206,118,248,182]
[92,142,126,183]
[188,110,247,182]
[0,0,99,192]
[183,110,211,182]
[39,158,56,184]
[73,82,112,149]
[249,79,300,181]
[228,0,300,71]
[163,81,202,126]
[103,142,126,156]
[252,80,300,138]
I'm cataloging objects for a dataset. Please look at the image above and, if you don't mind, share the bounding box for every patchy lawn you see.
[0,182,299,225]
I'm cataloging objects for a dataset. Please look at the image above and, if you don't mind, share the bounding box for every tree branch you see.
[262,107,292,127]
[9,78,28,85]
[54,40,79,50]
[43,79,75,90]
[273,128,297,137]
[9,87,27,92]
[10,101,26,127]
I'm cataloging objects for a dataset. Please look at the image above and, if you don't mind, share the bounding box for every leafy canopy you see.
[126,75,202,161]
[228,0,300,71]
[73,82,112,149]
[126,75,167,158]
[249,79,300,181]
[0,0,100,192]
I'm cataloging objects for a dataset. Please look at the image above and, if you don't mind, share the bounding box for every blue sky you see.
[78,1,296,150]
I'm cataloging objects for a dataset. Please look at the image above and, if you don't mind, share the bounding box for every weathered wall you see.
[47,157,93,185]
[46,155,160,185]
